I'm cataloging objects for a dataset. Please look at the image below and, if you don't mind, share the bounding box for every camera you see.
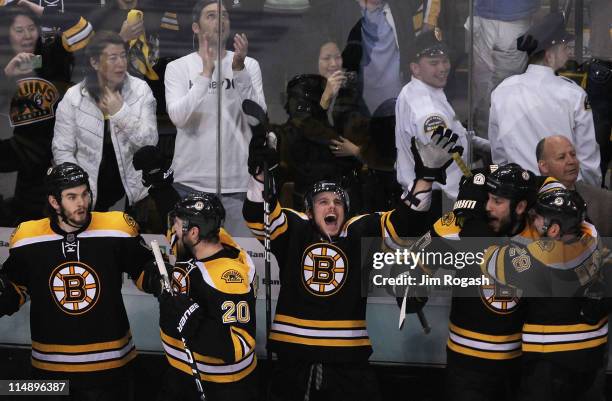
[342,71,357,88]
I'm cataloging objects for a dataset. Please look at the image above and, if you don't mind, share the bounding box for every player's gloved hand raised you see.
[133,146,174,188]
[0,275,22,317]
[453,168,489,221]
[159,292,203,341]
[411,126,463,184]
[243,99,279,177]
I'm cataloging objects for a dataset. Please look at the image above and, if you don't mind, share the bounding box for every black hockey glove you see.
[411,126,463,184]
[580,279,606,326]
[159,292,202,341]
[133,146,174,188]
[140,259,169,297]
[0,275,22,317]
[243,99,279,177]
[453,168,489,221]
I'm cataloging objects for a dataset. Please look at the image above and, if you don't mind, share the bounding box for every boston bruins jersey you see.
[243,179,429,363]
[160,229,258,384]
[0,212,153,388]
[425,212,532,371]
[482,221,606,371]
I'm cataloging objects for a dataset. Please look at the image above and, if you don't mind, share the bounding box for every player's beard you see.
[64,207,89,228]
[488,212,512,236]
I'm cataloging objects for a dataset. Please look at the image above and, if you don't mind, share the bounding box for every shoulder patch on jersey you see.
[423,114,446,134]
[87,211,139,237]
[584,96,591,110]
[536,239,555,253]
[221,269,244,284]
[123,213,138,228]
[433,212,460,238]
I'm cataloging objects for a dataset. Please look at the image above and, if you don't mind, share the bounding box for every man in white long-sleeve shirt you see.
[395,30,488,204]
[489,12,602,186]
[164,0,266,236]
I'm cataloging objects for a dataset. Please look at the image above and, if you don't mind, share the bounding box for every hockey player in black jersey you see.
[157,193,258,401]
[243,104,462,401]
[481,188,605,401]
[397,163,544,401]
[0,162,160,401]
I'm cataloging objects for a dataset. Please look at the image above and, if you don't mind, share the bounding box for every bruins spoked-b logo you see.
[479,282,520,315]
[49,262,100,315]
[301,243,348,296]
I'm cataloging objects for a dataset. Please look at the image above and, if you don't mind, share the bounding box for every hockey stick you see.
[263,159,274,364]
[151,240,206,401]
[242,99,275,365]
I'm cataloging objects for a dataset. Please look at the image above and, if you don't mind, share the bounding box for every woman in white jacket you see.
[53,30,158,216]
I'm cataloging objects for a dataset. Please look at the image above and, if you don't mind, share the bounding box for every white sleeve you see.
[164,60,212,129]
[235,58,267,112]
[574,91,602,186]
[488,91,508,165]
[52,94,79,165]
[110,79,158,150]
[394,93,416,193]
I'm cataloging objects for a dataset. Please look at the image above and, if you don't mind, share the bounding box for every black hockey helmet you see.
[304,181,350,214]
[534,188,586,235]
[170,193,225,240]
[486,163,536,205]
[284,74,326,117]
[45,163,90,199]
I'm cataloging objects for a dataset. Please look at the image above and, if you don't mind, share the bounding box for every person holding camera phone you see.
[282,40,369,212]
[0,0,94,225]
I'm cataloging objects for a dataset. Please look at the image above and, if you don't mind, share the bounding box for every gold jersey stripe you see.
[32,332,132,353]
[447,340,522,360]
[269,332,371,347]
[32,349,136,372]
[522,336,608,353]
[496,246,507,285]
[274,314,366,329]
[523,318,608,334]
[449,323,522,343]
[160,330,225,364]
[166,354,257,383]
[160,23,179,31]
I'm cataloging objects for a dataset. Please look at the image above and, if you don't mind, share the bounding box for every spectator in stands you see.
[489,12,602,186]
[536,135,612,236]
[164,0,265,237]
[86,0,164,80]
[586,0,612,184]
[0,0,93,225]
[282,40,368,212]
[341,0,420,115]
[360,98,402,212]
[52,31,158,220]
[395,30,489,208]
[469,0,540,138]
